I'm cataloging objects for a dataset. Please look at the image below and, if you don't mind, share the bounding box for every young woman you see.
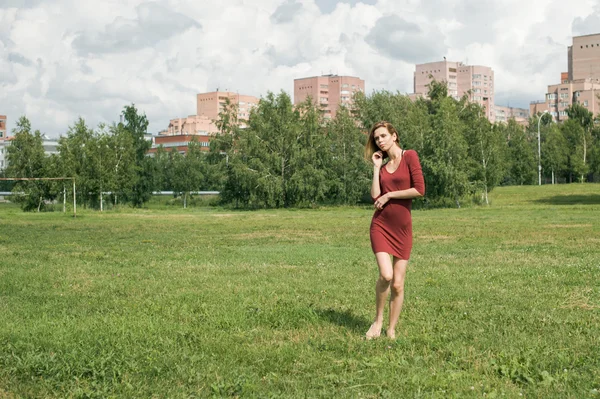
[364,121,425,339]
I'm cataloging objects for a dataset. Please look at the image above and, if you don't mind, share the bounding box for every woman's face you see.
[373,126,397,151]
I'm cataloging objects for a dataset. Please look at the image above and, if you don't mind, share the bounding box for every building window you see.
[320,84,328,89]
[584,100,588,106]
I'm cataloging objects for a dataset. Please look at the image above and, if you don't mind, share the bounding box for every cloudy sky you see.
[1,0,599,137]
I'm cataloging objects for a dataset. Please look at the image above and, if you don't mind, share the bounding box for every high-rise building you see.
[414,61,496,121]
[196,91,259,127]
[293,75,365,119]
[165,91,260,136]
[164,115,219,136]
[494,106,530,125]
[531,33,600,121]
[157,91,259,154]
[568,33,600,81]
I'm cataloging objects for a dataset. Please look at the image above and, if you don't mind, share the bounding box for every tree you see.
[542,123,568,184]
[560,119,588,183]
[153,145,171,191]
[6,116,50,211]
[105,122,137,206]
[222,91,301,208]
[566,103,593,182]
[206,96,240,192]
[121,104,153,207]
[421,96,469,207]
[58,118,96,207]
[326,106,370,204]
[287,97,329,206]
[462,104,507,205]
[506,121,537,185]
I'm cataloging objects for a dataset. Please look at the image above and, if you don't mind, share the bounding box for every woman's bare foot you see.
[366,322,383,340]
[386,329,396,340]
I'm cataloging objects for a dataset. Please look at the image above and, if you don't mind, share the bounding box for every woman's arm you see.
[371,166,381,200]
[374,188,422,209]
[371,152,383,200]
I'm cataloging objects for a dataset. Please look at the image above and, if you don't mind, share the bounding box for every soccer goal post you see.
[0,177,77,217]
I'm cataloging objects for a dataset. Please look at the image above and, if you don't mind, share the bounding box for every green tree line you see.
[4,81,600,211]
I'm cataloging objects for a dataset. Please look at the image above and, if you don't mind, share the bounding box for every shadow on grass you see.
[533,194,600,205]
[315,308,371,333]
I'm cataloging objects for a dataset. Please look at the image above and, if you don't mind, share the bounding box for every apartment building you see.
[530,33,600,121]
[494,106,529,125]
[0,115,6,140]
[158,91,260,154]
[197,91,259,128]
[293,74,365,119]
[414,61,496,122]
[147,134,211,156]
[164,115,219,136]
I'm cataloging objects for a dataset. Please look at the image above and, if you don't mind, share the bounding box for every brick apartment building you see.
[293,74,365,119]
[413,61,496,122]
[494,106,530,125]
[153,91,260,155]
[530,33,600,121]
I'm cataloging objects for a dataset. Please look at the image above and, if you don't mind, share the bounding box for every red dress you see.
[370,150,425,260]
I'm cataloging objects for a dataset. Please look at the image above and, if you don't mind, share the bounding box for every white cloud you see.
[0,0,599,137]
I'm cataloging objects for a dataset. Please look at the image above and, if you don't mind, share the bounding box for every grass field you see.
[1,185,599,398]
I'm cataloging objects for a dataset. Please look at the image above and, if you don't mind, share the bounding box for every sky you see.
[1,0,599,137]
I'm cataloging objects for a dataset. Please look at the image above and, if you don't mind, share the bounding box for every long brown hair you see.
[364,121,400,161]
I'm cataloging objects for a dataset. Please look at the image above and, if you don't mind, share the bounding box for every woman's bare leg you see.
[366,252,393,339]
[387,257,408,339]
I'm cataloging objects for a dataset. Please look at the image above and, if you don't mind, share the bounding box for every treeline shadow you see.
[534,194,600,205]
[315,308,371,333]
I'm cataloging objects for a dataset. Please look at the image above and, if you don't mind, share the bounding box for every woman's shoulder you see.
[403,149,419,158]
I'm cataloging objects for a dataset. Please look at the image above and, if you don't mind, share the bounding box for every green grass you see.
[1,184,599,398]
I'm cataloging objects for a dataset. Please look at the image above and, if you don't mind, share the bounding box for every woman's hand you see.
[372,151,383,169]
[374,194,389,210]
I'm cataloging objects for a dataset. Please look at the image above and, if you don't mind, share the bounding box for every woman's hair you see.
[364,121,400,161]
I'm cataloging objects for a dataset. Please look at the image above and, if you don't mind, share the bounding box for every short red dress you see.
[370,149,425,260]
